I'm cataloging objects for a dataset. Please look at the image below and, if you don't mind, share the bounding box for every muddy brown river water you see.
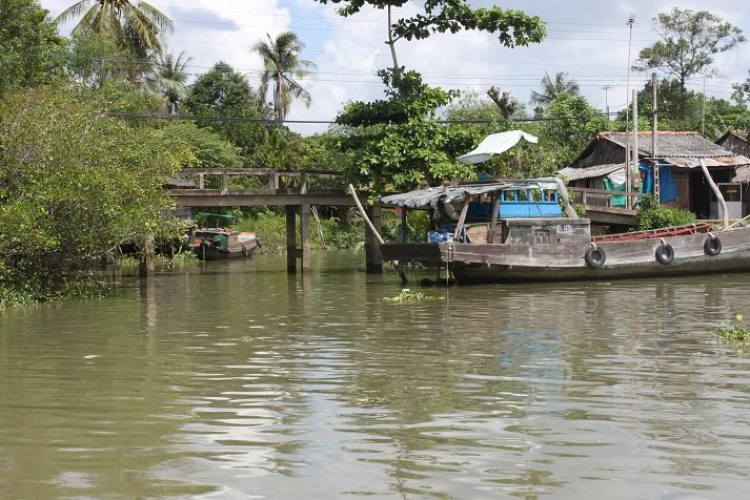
[2,252,750,499]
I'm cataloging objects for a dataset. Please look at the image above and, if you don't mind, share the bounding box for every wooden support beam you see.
[301,204,311,272]
[286,206,297,274]
[488,195,501,243]
[221,168,228,194]
[453,199,471,241]
[198,173,205,190]
[365,204,383,274]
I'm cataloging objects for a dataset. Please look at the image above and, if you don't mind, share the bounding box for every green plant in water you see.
[715,313,750,343]
[384,288,442,303]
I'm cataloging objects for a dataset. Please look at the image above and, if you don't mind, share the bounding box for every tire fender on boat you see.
[585,245,606,268]
[704,234,722,256]
[655,240,674,265]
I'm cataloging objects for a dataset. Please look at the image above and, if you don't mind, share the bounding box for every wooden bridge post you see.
[285,205,297,274]
[301,204,312,272]
[365,204,383,274]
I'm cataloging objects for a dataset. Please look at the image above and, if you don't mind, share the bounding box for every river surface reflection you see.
[2,251,750,499]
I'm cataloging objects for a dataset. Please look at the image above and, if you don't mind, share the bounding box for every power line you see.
[106,112,586,124]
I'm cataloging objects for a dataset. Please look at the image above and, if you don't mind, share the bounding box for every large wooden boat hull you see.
[381,226,750,283]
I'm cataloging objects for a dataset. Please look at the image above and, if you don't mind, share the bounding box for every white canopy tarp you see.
[456,130,539,165]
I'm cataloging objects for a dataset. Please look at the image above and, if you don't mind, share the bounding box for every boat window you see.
[544,190,558,202]
[530,189,543,202]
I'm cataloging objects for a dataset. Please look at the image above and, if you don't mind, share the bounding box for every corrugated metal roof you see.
[559,163,624,181]
[601,131,734,158]
[665,156,750,169]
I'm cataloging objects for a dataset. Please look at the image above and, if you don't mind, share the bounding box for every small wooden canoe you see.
[190,229,259,261]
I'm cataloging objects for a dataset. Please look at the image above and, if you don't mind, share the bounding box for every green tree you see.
[733,71,750,107]
[159,122,243,170]
[252,32,315,127]
[0,0,66,96]
[530,72,580,108]
[314,0,546,72]
[147,51,192,112]
[336,70,477,194]
[0,85,185,301]
[65,31,130,89]
[633,8,745,96]
[56,0,173,54]
[184,62,271,161]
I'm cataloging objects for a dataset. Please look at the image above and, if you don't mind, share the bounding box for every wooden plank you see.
[488,196,500,243]
[286,206,297,274]
[171,190,360,207]
[453,199,471,240]
[365,204,383,273]
[301,204,311,272]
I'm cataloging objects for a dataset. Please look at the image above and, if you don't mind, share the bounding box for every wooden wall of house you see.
[718,134,750,157]
[673,168,690,211]
[570,139,628,169]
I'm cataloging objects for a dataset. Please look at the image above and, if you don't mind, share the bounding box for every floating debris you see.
[384,289,442,303]
[715,314,750,343]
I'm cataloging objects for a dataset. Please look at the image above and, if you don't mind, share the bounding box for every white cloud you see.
[41,0,750,135]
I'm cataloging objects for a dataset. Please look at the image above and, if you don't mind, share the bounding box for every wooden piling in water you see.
[365,204,383,274]
[286,206,297,274]
[301,204,311,272]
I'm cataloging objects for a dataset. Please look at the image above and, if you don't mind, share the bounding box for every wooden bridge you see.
[168,168,384,275]
[165,169,642,275]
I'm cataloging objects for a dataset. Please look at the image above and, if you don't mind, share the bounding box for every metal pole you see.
[652,72,659,203]
[624,15,635,194]
[702,76,707,136]
[631,89,639,209]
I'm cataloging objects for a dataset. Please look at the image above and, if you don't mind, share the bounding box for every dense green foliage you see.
[337,70,477,193]
[0,0,66,96]
[0,86,185,303]
[637,197,695,230]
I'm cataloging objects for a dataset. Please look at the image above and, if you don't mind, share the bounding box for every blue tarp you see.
[641,163,678,203]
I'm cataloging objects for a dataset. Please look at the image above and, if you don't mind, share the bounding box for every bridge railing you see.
[568,187,646,211]
[175,168,345,193]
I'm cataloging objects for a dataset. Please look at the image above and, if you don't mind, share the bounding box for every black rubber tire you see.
[585,246,606,268]
[704,236,722,256]
[655,243,674,265]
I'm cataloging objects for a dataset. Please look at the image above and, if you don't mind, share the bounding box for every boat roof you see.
[198,212,236,220]
[195,228,237,235]
[380,181,558,208]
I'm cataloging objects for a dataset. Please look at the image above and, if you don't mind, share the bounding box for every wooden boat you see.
[376,180,750,284]
[190,229,259,261]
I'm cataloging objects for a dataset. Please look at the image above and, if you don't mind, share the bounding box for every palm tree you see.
[252,32,316,127]
[147,51,192,113]
[530,72,580,107]
[56,1,173,54]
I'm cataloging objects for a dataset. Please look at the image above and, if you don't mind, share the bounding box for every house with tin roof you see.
[559,131,750,219]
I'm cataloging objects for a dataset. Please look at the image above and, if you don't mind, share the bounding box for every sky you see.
[43,0,750,134]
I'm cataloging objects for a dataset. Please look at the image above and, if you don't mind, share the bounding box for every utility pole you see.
[702,76,707,135]
[652,72,659,203]
[624,15,636,178]
[603,86,611,129]
[630,89,639,210]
